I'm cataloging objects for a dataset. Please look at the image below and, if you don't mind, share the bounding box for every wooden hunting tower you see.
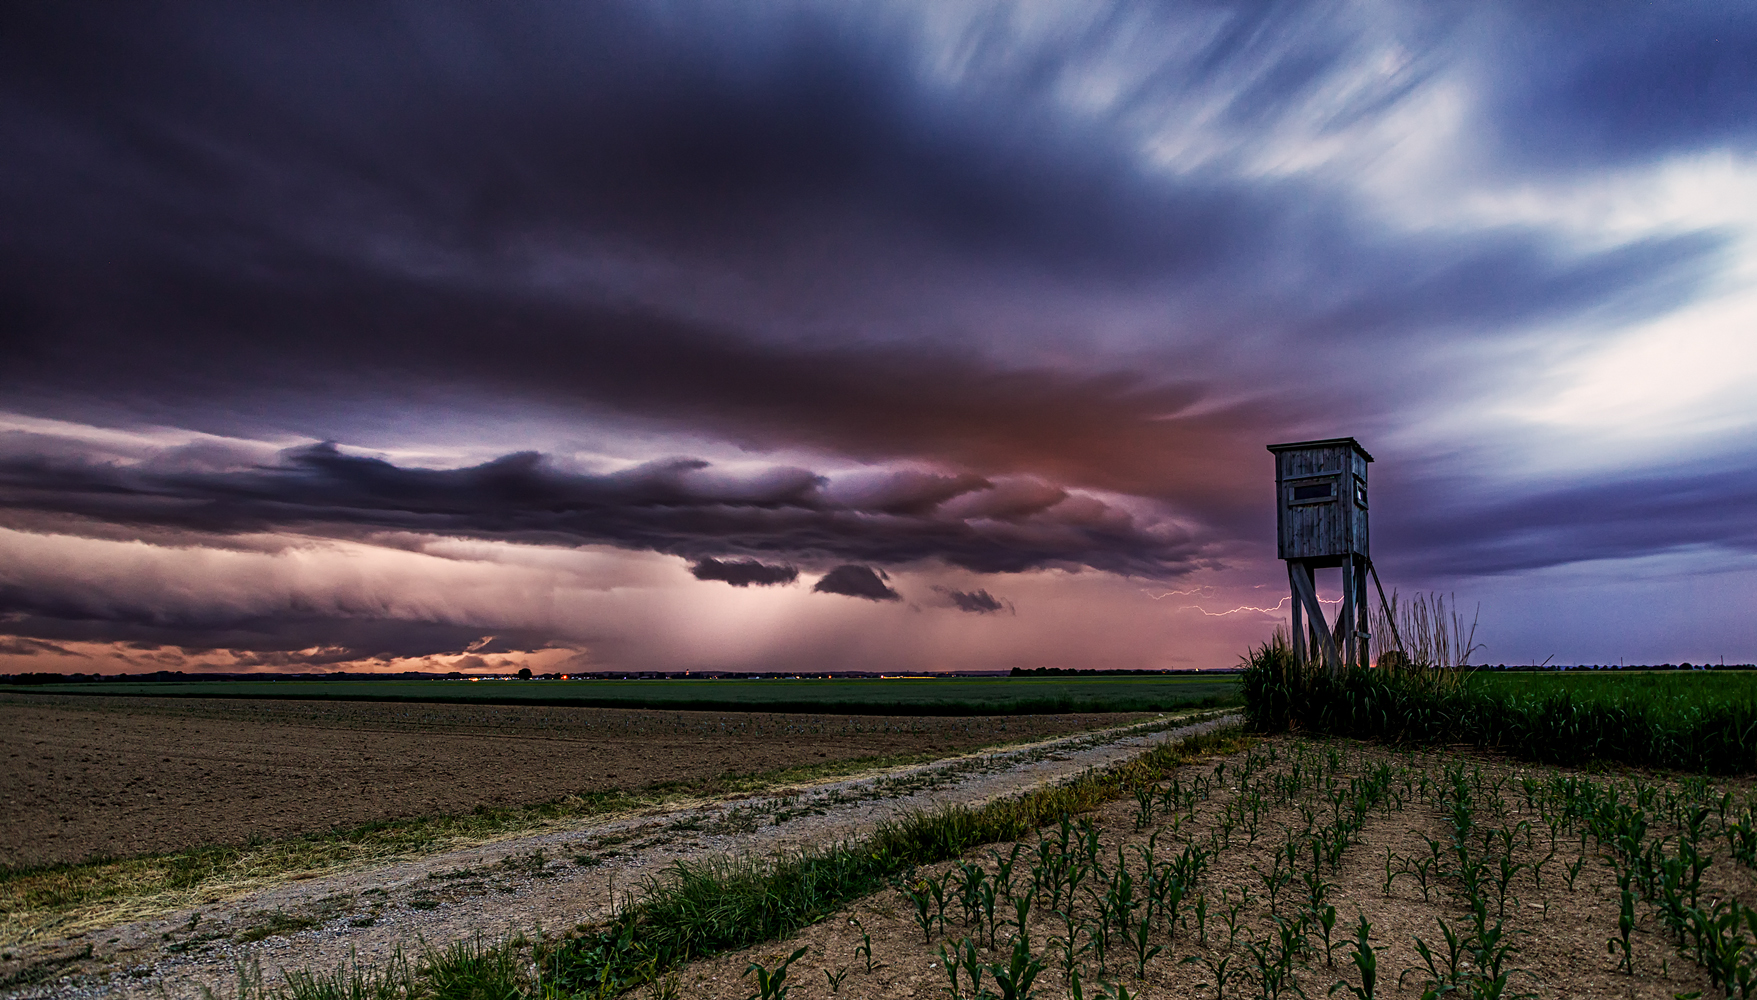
[1268,437,1373,670]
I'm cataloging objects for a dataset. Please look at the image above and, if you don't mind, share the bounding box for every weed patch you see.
[235,909,318,944]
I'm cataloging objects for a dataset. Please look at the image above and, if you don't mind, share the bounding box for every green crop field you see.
[0,673,1241,715]
[1470,667,1757,706]
[1245,644,1757,772]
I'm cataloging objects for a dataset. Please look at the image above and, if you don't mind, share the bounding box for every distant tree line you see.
[1480,663,1754,671]
[1008,667,1229,676]
[0,670,469,684]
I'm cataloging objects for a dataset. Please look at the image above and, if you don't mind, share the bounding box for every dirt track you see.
[0,711,1236,999]
[0,694,1145,867]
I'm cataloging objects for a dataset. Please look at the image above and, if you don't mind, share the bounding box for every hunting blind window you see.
[1290,480,1335,503]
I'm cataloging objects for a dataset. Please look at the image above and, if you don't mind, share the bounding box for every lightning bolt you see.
[1143,586,1219,600]
[1175,595,1343,617]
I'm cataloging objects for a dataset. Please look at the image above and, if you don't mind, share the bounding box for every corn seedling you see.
[1332,914,1378,1000]
[988,933,1047,1000]
[852,918,879,972]
[1120,908,1160,977]
[937,941,963,999]
[1404,917,1465,996]
[1607,871,1635,974]
[823,965,848,994]
[956,862,984,928]
[1490,852,1524,918]
[1528,846,1555,891]
[1184,952,1239,1000]
[742,946,807,1000]
[961,937,987,1000]
[1050,921,1089,982]
[909,882,938,943]
[991,843,1023,900]
[980,878,1000,948]
[1133,784,1158,830]
[1315,903,1339,966]
[1563,855,1586,891]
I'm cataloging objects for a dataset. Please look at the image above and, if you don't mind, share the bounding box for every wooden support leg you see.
[1288,562,1305,665]
[1340,559,1355,669]
[1356,556,1371,666]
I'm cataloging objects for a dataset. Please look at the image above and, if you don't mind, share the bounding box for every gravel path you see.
[5,710,1238,999]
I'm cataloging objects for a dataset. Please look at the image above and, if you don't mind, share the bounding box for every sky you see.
[1,0,1754,675]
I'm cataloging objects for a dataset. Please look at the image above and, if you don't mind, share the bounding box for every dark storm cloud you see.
[0,441,1200,576]
[0,272,1300,542]
[813,565,901,602]
[933,587,1009,615]
[0,1,1723,445]
[3,2,1398,291]
[690,558,800,588]
[0,0,1747,618]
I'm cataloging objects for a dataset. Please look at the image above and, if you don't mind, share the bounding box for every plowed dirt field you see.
[0,694,1144,867]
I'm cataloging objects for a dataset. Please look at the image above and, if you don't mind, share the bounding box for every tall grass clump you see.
[1367,589,1481,671]
[1243,596,1757,774]
[1240,631,1465,738]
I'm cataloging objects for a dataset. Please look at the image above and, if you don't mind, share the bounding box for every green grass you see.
[0,675,1240,715]
[1243,642,1757,773]
[1471,668,1757,706]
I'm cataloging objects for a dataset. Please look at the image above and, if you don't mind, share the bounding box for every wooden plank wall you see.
[1276,444,1368,561]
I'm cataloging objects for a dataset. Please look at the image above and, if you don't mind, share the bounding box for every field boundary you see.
[0,676,1241,716]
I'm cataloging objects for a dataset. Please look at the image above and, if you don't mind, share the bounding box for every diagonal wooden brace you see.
[1366,557,1404,655]
[1288,563,1343,671]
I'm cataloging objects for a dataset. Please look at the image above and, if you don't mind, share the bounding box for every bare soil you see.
[0,694,1143,868]
[9,710,1746,1000]
[0,712,1233,998]
[677,739,1749,1000]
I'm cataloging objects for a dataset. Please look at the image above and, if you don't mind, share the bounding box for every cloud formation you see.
[0,1,1721,460]
[813,565,902,602]
[0,439,1201,576]
[0,1,1752,667]
[690,558,800,588]
[934,587,1009,615]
